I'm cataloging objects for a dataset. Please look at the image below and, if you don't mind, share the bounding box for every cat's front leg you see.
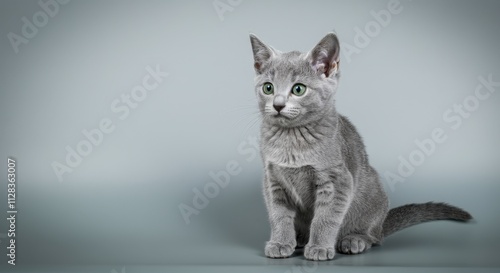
[263,170,297,258]
[304,167,353,261]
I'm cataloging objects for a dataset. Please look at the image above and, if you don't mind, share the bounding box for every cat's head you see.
[250,33,340,128]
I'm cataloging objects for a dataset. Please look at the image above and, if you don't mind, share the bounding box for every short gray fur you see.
[249,32,472,261]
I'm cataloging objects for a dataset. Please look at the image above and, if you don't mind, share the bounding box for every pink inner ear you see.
[312,57,338,77]
[331,61,338,74]
[314,63,327,75]
[312,49,330,75]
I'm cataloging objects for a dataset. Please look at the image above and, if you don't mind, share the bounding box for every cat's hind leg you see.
[336,198,385,254]
[336,234,373,254]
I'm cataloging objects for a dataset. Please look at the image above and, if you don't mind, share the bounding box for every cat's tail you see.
[382,202,472,237]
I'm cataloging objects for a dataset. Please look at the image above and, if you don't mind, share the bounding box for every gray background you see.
[0,0,499,272]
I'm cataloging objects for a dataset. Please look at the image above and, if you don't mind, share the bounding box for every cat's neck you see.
[261,108,339,145]
[260,109,340,168]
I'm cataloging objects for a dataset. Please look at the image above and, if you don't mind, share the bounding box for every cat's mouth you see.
[273,110,301,120]
[273,113,291,119]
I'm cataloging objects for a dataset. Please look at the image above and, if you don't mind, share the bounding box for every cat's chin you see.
[265,114,300,127]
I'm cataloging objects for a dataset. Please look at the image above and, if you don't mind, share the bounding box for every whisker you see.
[222,104,259,114]
[230,111,261,129]
[240,115,262,138]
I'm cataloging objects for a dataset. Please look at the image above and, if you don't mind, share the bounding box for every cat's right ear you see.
[249,34,276,74]
[307,33,341,78]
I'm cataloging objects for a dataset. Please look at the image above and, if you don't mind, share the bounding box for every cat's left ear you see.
[307,33,340,78]
[249,34,277,74]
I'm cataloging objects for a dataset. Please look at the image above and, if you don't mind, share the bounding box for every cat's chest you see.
[262,136,322,168]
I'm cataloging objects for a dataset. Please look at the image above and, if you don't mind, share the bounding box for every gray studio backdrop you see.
[0,0,499,272]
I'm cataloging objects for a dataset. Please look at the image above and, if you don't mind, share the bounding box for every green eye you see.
[291,83,306,96]
[262,82,274,95]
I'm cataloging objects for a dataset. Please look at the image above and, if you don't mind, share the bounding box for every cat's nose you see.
[273,104,285,112]
[273,95,286,113]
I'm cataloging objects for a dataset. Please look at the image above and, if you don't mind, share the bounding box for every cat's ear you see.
[249,34,276,74]
[307,33,340,78]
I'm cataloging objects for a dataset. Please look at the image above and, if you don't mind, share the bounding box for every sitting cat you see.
[249,32,472,261]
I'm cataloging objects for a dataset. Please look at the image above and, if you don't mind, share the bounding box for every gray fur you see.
[249,33,472,261]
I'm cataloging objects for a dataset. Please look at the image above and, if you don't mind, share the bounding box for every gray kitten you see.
[249,32,472,261]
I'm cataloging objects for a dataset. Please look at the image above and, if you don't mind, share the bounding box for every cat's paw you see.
[265,241,295,258]
[304,244,335,261]
[337,235,371,254]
